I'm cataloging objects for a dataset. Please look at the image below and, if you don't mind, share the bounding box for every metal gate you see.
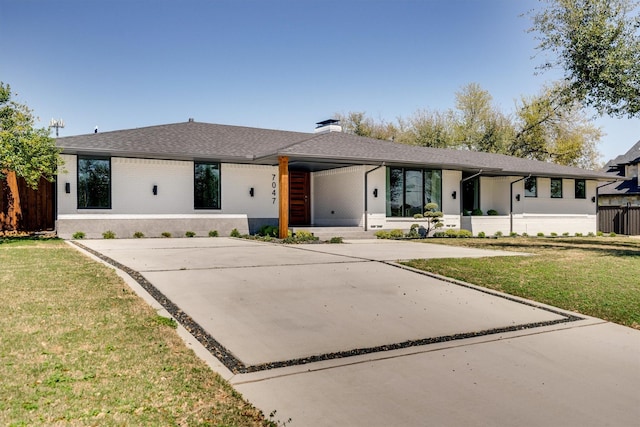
[598,205,640,235]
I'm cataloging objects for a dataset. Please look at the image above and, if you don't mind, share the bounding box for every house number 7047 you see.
[272,174,277,204]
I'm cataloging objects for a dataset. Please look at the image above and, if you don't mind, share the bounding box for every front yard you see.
[404,237,640,329]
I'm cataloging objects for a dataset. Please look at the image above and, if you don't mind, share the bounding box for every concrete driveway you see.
[73,238,640,427]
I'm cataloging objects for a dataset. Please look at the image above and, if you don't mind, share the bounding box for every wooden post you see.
[278,156,289,239]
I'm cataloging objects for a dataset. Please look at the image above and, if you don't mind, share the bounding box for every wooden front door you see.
[289,170,310,225]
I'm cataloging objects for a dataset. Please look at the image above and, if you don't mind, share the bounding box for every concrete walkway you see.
[73,238,640,427]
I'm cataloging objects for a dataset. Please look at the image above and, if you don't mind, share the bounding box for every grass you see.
[403,237,640,330]
[0,238,271,426]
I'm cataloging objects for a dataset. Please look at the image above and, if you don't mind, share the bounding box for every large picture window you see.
[77,157,111,209]
[575,179,586,199]
[194,162,221,209]
[551,178,563,198]
[386,167,441,217]
[524,176,537,198]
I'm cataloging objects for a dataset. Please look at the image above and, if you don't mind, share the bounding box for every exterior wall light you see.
[65,182,71,194]
[249,187,254,197]
[451,190,456,199]
[373,188,378,198]
[152,185,158,195]
[515,194,521,201]
[591,196,596,203]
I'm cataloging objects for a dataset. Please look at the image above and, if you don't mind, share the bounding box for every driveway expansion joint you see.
[72,241,583,375]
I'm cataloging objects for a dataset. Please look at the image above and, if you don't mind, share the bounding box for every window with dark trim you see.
[77,156,111,209]
[386,167,442,217]
[194,162,221,209]
[551,178,563,198]
[575,179,586,199]
[524,176,537,198]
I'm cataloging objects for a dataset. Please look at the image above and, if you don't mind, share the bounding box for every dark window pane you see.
[194,162,220,209]
[77,157,111,209]
[386,168,404,217]
[424,170,442,208]
[575,179,586,199]
[524,177,537,197]
[405,170,423,217]
[551,178,563,198]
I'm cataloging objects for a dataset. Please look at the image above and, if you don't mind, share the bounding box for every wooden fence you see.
[0,171,55,232]
[598,205,640,236]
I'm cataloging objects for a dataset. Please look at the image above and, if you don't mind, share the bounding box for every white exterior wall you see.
[480,176,511,215]
[312,166,365,226]
[55,156,279,238]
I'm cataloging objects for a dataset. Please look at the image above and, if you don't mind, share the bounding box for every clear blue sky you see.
[1,0,637,164]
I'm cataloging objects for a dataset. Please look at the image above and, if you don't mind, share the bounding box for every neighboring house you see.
[598,140,640,235]
[599,140,640,207]
[54,119,612,239]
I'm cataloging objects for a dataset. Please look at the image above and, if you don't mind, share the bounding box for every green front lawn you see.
[403,237,640,329]
[0,239,271,426]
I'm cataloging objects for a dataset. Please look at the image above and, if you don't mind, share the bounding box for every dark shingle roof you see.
[57,121,612,180]
[598,177,640,195]
[605,140,640,167]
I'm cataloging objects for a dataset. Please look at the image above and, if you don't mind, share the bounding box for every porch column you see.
[278,156,289,238]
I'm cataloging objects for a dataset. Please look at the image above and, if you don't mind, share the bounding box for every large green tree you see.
[0,82,60,188]
[530,0,640,118]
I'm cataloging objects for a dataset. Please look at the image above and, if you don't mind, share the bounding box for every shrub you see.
[537,232,545,237]
[294,230,318,242]
[329,236,343,244]
[609,232,617,237]
[587,232,595,237]
[257,225,278,237]
[433,231,446,238]
[185,231,196,237]
[72,231,85,240]
[457,229,473,238]
[522,232,529,237]
[562,232,570,237]
[471,208,483,216]
[374,230,390,239]
[208,230,219,237]
[161,232,172,238]
[413,213,424,219]
[575,232,583,237]
[487,209,499,216]
[444,229,458,238]
[510,232,518,237]
[597,231,604,236]
[389,229,405,239]
[102,230,116,239]
[230,228,241,238]
[422,202,444,235]
[550,232,558,237]
[463,210,471,216]
[407,223,420,238]
[477,231,486,238]
[494,231,503,237]
[133,231,144,238]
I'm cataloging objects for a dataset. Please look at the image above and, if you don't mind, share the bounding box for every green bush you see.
[328,236,343,244]
[562,232,570,237]
[230,228,241,238]
[522,232,529,237]
[494,231,503,237]
[102,230,116,239]
[294,230,318,242]
[433,231,446,238]
[72,231,85,240]
[477,231,486,238]
[133,231,144,238]
[609,232,617,237]
[457,229,473,238]
[257,225,278,237]
[575,232,583,237]
[375,229,405,239]
[208,230,219,237]
[161,232,172,238]
[597,231,604,236]
[510,232,518,237]
[471,208,483,216]
[587,232,595,237]
[185,231,196,237]
[550,232,558,237]
[407,223,421,238]
[444,229,458,238]
[487,209,499,216]
[537,232,545,237]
